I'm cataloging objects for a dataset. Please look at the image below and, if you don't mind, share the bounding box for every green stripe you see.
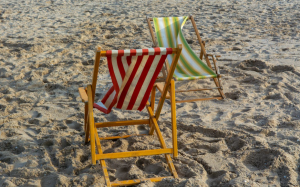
[164,18,175,48]
[170,17,190,75]
[179,30,215,75]
[178,55,200,76]
[172,17,180,38]
[170,17,200,76]
[179,17,215,76]
[153,18,163,47]
[174,17,204,76]
[171,17,188,75]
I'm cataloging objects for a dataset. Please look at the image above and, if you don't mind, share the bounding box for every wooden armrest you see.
[78,87,88,103]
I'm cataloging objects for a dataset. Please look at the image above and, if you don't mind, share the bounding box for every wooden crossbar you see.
[176,96,223,103]
[175,87,222,92]
[96,149,173,160]
[95,119,149,128]
[111,176,173,186]
[99,134,148,140]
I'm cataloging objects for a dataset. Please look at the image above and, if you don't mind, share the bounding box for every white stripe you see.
[132,54,162,110]
[120,55,150,110]
[178,17,186,29]
[148,48,155,55]
[123,49,131,56]
[160,48,167,55]
[136,49,143,56]
[111,50,119,56]
[158,18,170,49]
[118,55,137,97]
[104,90,116,108]
[111,54,123,88]
[121,56,129,72]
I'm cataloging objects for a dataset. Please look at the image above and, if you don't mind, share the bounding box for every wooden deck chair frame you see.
[78,45,182,186]
[147,15,225,103]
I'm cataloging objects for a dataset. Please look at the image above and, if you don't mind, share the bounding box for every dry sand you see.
[1,0,300,186]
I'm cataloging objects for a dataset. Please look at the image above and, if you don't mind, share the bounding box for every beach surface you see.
[0,0,300,186]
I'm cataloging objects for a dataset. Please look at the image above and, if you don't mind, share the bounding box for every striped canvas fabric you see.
[94,47,172,114]
[153,17,217,81]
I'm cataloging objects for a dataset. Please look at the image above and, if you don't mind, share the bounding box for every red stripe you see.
[127,50,135,66]
[127,55,155,110]
[107,56,119,94]
[116,55,144,109]
[106,50,112,56]
[137,54,168,111]
[101,86,115,104]
[154,47,161,55]
[118,50,124,56]
[166,47,173,54]
[127,56,131,66]
[130,49,136,56]
[142,49,148,55]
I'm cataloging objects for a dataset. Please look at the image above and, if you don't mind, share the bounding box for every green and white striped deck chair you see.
[147,16,225,103]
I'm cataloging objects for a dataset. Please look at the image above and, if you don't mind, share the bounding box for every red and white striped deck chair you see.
[78,45,182,187]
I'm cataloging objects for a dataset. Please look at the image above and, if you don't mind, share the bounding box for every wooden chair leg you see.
[146,103,178,178]
[200,41,205,60]
[213,77,226,99]
[94,126,111,187]
[149,85,156,135]
[87,85,96,165]
[84,104,88,131]
[84,104,90,144]
[211,55,226,99]
[85,117,90,144]
[89,113,96,164]
[170,80,177,158]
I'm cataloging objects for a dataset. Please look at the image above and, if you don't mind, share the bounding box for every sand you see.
[0,0,300,186]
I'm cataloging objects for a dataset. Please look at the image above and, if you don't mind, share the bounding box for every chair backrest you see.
[152,17,217,81]
[92,47,181,114]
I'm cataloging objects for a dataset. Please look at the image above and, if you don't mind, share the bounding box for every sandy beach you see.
[1,0,300,186]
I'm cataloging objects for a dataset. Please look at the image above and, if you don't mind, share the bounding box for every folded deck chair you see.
[147,16,225,103]
[78,45,182,186]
